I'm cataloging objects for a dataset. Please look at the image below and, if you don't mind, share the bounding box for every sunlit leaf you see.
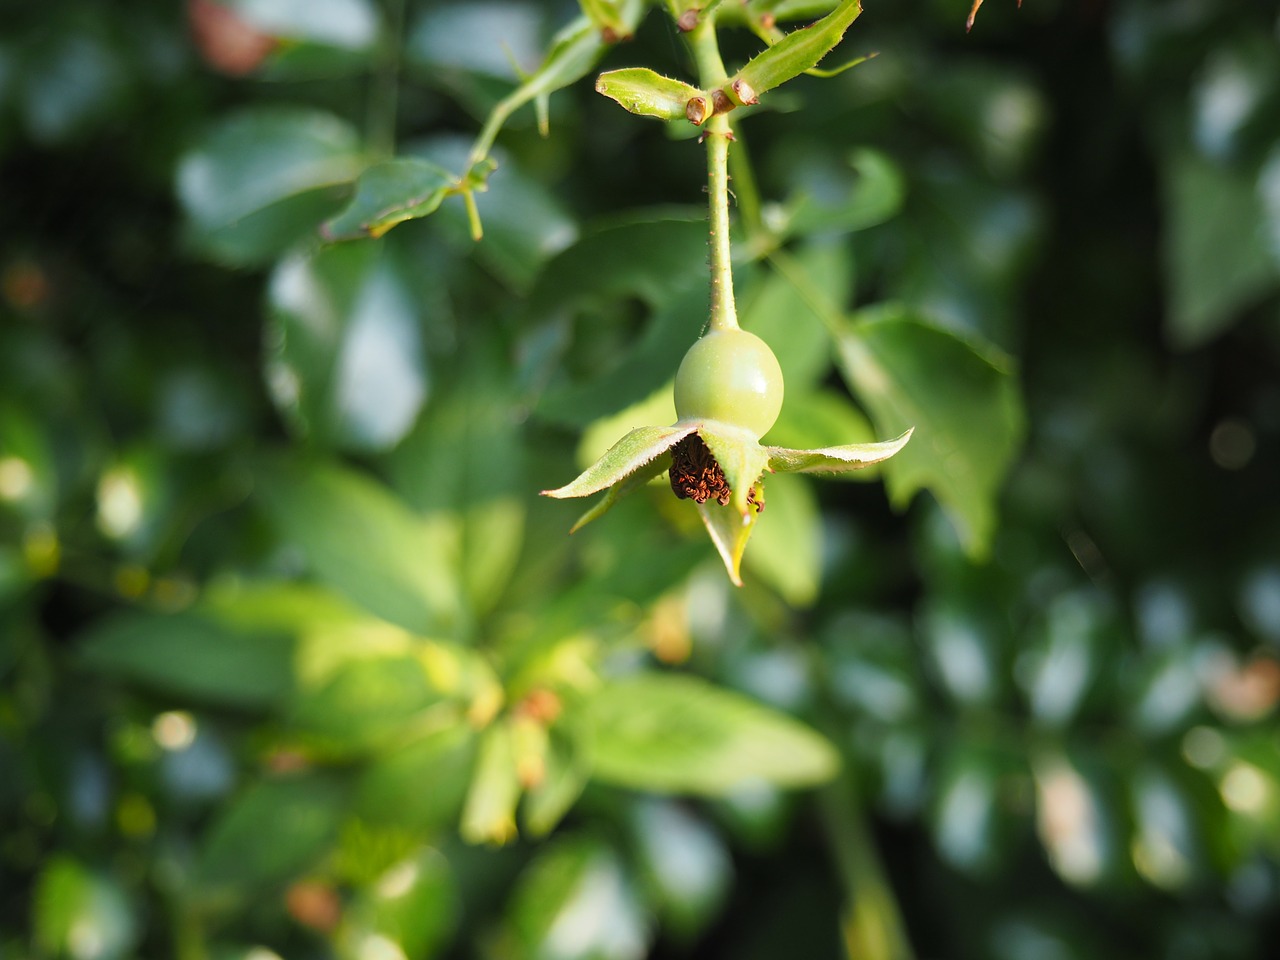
[836,307,1024,556]
[461,723,521,845]
[766,428,913,474]
[585,674,839,794]
[542,425,693,500]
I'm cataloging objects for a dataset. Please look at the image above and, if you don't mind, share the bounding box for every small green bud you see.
[596,68,705,122]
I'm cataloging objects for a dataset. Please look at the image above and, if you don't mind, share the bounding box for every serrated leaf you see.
[596,67,700,121]
[321,158,454,240]
[542,424,693,500]
[766,428,912,474]
[569,455,669,533]
[585,674,839,794]
[836,308,1023,556]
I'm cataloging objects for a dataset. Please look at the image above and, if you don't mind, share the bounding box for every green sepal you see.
[595,68,702,122]
[697,421,769,518]
[541,424,694,500]
[696,498,760,587]
[568,454,671,533]
[321,158,454,240]
[766,428,913,474]
[729,0,863,100]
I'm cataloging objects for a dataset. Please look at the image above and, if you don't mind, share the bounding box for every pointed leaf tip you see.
[765,427,914,474]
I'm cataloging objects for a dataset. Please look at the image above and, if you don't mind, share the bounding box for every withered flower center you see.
[669,434,763,512]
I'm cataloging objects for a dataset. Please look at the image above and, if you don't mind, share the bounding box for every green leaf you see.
[729,0,863,101]
[740,245,844,390]
[34,857,137,960]
[505,837,649,960]
[406,136,579,290]
[784,149,906,239]
[321,158,454,240]
[256,457,461,635]
[265,242,428,453]
[356,726,477,833]
[579,0,645,39]
[199,776,346,888]
[407,3,546,81]
[542,424,693,500]
[290,653,447,755]
[595,68,701,122]
[230,0,378,51]
[742,471,821,607]
[1163,152,1280,347]
[385,353,529,618]
[460,723,521,845]
[176,107,364,265]
[585,674,839,794]
[630,800,731,941]
[341,850,457,960]
[765,428,913,474]
[532,217,709,426]
[836,308,1023,556]
[698,496,759,587]
[522,731,589,837]
[78,611,295,709]
[229,0,380,78]
[766,388,876,459]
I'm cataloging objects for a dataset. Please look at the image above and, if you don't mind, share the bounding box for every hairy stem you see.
[688,14,739,332]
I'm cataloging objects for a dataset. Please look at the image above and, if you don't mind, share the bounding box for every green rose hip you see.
[673,329,784,437]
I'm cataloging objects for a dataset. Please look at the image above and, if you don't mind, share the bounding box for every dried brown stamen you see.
[669,434,763,512]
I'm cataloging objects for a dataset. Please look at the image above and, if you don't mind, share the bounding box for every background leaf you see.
[836,307,1025,556]
[584,674,839,794]
[255,457,461,635]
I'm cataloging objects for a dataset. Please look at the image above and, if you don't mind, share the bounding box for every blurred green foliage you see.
[2,1,1280,959]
